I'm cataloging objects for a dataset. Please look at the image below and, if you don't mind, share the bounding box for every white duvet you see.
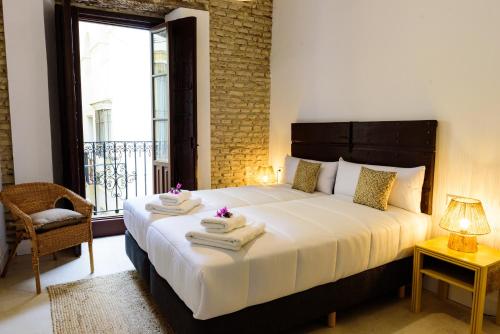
[147,195,431,320]
[124,184,325,251]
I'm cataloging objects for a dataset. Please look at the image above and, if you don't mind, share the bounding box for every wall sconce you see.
[257,166,275,185]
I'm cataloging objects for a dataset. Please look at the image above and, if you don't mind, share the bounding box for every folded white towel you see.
[185,222,265,251]
[159,190,192,205]
[201,214,246,233]
[146,197,201,215]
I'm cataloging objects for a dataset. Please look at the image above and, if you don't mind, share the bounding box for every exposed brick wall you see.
[209,0,272,187]
[72,0,272,188]
[0,0,14,188]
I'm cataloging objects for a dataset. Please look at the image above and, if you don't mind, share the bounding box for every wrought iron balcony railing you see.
[84,141,153,216]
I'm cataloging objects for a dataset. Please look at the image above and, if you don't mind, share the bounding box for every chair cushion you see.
[30,208,85,233]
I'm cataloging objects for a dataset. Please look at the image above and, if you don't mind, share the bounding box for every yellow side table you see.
[411,236,500,334]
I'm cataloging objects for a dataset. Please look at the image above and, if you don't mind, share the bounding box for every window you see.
[95,108,112,142]
[152,28,169,162]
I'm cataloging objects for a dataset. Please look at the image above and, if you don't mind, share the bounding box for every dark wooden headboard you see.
[291,120,438,214]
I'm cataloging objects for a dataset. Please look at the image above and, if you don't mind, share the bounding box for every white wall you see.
[165,8,211,189]
[271,0,500,314]
[3,0,54,183]
[3,0,56,256]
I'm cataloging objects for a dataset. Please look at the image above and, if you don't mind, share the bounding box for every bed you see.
[124,184,326,283]
[126,120,438,333]
[147,195,431,320]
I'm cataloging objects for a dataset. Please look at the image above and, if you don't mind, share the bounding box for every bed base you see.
[126,230,412,334]
[149,258,412,334]
[125,230,151,288]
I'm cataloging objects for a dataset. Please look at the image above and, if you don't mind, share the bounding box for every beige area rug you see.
[48,271,172,334]
[395,313,469,334]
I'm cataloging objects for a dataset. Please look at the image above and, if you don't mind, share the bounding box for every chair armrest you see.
[1,197,36,236]
[60,189,93,217]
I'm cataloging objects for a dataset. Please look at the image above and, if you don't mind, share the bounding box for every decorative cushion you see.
[292,160,321,193]
[334,158,426,213]
[30,208,85,233]
[283,155,338,193]
[353,167,397,211]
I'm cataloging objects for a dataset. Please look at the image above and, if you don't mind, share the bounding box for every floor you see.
[0,235,499,334]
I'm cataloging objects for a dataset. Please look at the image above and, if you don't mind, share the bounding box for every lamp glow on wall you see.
[257,166,275,185]
[439,197,490,253]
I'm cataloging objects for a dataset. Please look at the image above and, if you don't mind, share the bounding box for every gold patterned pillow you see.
[353,167,397,211]
[292,160,321,193]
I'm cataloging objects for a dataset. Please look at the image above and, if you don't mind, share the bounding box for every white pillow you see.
[334,158,425,213]
[283,155,338,194]
[284,155,300,184]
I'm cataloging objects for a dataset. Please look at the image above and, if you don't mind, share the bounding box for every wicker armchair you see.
[0,182,94,293]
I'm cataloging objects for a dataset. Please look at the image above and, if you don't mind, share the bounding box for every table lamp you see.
[439,197,490,253]
[257,166,275,185]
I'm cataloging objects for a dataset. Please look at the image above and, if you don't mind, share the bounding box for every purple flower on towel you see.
[215,206,233,218]
[168,182,182,194]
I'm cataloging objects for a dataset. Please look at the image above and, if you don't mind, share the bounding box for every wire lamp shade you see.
[439,197,490,235]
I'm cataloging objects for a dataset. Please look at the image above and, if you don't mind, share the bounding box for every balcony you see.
[84,141,154,216]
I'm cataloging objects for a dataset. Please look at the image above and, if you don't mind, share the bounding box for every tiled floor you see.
[0,235,498,334]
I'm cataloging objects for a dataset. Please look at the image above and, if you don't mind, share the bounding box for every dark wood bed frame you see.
[125,120,438,333]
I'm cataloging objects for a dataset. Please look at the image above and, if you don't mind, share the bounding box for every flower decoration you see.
[215,206,233,218]
[168,183,182,195]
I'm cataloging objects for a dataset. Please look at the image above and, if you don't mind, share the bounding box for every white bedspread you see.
[147,195,431,320]
[124,184,324,251]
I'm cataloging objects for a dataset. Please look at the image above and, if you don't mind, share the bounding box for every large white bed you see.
[125,120,438,333]
[123,184,325,251]
[146,194,431,320]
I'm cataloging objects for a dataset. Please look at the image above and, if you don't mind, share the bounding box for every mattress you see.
[146,195,431,320]
[123,184,325,251]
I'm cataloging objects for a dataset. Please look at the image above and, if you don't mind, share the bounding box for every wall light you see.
[257,166,275,185]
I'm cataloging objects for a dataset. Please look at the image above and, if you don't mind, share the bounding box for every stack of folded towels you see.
[145,185,201,215]
[185,207,265,251]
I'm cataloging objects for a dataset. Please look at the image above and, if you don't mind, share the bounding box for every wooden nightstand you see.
[411,236,500,334]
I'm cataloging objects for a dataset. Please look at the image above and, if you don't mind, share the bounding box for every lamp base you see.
[447,233,477,253]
